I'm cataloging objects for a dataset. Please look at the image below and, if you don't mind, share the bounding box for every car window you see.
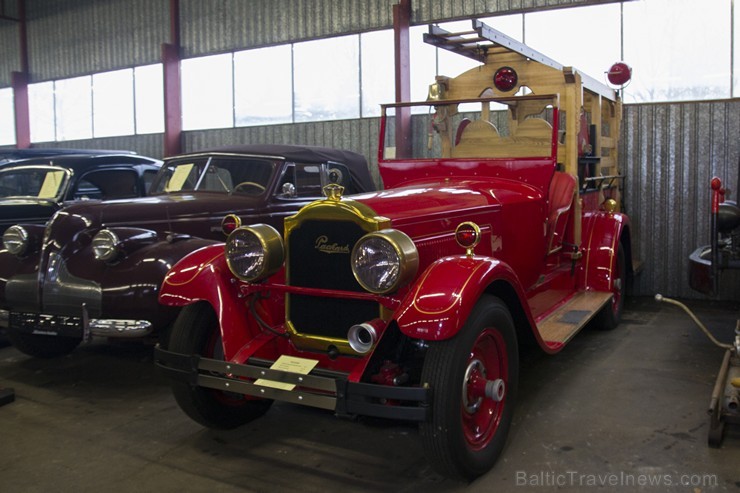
[143,170,158,194]
[151,159,206,193]
[73,169,139,200]
[278,162,355,198]
[209,157,274,195]
[0,166,69,200]
[150,156,276,195]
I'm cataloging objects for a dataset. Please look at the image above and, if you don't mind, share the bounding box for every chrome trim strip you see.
[86,318,153,337]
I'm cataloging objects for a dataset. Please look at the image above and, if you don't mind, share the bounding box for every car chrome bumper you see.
[86,318,153,337]
[6,308,153,339]
[154,345,431,422]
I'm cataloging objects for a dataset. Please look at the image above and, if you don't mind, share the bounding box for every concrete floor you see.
[0,296,739,493]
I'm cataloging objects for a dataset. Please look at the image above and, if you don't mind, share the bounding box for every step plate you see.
[537,291,613,345]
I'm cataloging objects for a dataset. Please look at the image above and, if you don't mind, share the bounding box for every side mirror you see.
[281,182,296,197]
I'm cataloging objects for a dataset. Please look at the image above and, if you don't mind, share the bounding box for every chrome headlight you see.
[226,224,284,282]
[3,225,29,256]
[351,229,418,294]
[92,229,120,262]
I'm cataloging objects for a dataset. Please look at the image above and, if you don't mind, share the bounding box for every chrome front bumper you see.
[5,306,153,339]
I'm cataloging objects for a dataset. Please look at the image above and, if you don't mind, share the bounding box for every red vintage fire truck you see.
[155,20,635,480]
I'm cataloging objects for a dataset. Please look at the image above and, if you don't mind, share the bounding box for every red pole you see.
[162,0,182,157]
[11,0,30,148]
[393,0,411,158]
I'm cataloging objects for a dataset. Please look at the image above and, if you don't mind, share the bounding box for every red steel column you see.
[162,0,182,157]
[12,0,30,148]
[11,71,30,148]
[393,0,411,158]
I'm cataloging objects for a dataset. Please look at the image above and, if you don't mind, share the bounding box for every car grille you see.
[287,218,379,339]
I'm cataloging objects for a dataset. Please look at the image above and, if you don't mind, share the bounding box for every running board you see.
[537,291,613,346]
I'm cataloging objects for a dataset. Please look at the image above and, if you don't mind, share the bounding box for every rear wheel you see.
[168,303,272,429]
[420,295,519,480]
[6,329,81,358]
[594,244,626,330]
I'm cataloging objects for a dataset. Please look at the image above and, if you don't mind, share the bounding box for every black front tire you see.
[6,329,81,358]
[168,302,272,429]
[419,295,519,480]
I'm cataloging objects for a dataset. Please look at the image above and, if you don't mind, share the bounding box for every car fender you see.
[159,243,263,354]
[159,242,232,307]
[393,255,531,341]
[0,224,46,309]
[582,211,631,292]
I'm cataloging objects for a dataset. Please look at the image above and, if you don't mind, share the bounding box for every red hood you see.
[347,178,542,228]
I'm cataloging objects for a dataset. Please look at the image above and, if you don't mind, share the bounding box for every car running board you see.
[537,291,613,346]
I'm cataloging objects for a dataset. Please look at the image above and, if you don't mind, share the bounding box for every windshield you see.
[0,166,70,201]
[381,96,557,161]
[150,155,277,195]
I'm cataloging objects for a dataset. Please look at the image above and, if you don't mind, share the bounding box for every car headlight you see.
[351,229,418,294]
[3,225,29,256]
[92,229,120,262]
[226,224,284,282]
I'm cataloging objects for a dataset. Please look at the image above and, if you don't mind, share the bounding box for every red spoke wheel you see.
[420,295,518,480]
[167,302,272,429]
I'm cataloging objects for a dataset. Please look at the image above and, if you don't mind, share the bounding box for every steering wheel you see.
[231,181,266,194]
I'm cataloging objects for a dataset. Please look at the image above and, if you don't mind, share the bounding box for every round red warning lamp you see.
[493,67,518,92]
[455,221,481,255]
[607,62,632,86]
[221,214,242,235]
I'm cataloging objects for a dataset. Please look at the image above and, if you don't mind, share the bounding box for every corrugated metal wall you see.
[6,0,619,82]
[28,133,164,161]
[0,0,20,87]
[183,118,383,187]
[25,0,168,81]
[180,0,396,57]
[180,0,621,58]
[5,0,740,301]
[622,101,740,301]
[412,0,621,23]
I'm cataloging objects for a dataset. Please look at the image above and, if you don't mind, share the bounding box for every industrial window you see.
[55,75,93,141]
[181,53,234,130]
[28,82,55,143]
[360,30,395,117]
[10,0,740,144]
[293,36,360,122]
[623,0,730,102]
[525,4,621,84]
[93,69,135,138]
[0,88,14,146]
[234,45,292,126]
[27,66,164,143]
[134,64,165,134]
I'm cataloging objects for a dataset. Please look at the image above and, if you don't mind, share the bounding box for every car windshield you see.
[0,165,70,201]
[150,155,277,195]
[381,95,557,161]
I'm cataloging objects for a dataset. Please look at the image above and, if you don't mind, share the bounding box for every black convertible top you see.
[174,144,376,193]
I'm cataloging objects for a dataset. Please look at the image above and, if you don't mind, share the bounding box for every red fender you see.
[393,255,530,341]
[582,211,630,292]
[159,243,262,358]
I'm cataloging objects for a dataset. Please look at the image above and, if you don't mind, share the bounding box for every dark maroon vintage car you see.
[0,152,161,234]
[0,144,375,358]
